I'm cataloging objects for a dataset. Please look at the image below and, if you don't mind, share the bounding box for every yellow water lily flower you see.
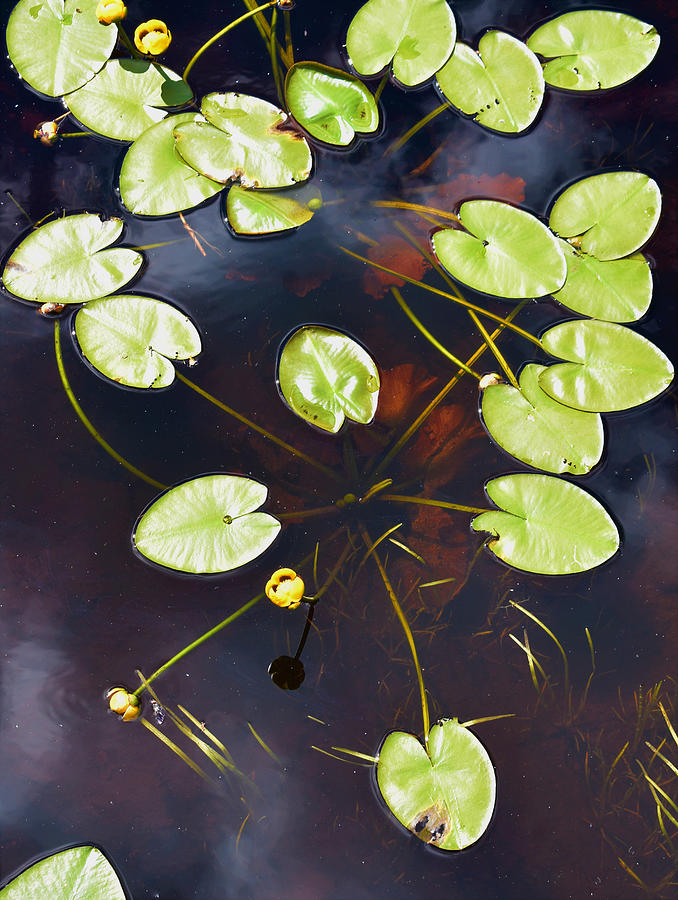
[134,19,172,56]
[107,686,141,721]
[33,120,59,145]
[96,0,127,25]
[266,568,305,609]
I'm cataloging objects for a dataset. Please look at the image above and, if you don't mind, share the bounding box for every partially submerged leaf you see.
[527,11,660,91]
[226,184,320,235]
[549,172,661,261]
[432,200,566,298]
[346,0,456,87]
[376,719,496,851]
[471,473,619,575]
[539,320,674,412]
[277,326,380,433]
[436,32,544,134]
[0,844,126,900]
[2,214,141,304]
[134,475,280,574]
[66,60,193,141]
[481,364,604,475]
[285,62,379,146]
[74,295,201,389]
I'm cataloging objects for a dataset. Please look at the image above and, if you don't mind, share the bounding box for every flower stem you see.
[382,102,449,157]
[381,494,487,515]
[116,21,143,58]
[468,310,519,389]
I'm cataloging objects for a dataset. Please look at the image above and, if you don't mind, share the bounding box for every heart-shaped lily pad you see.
[436,31,544,134]
[285,62,379,147]
[549,172,661,261]
[226,184,320,236]
[2,214,141,304]
[173,93,312,188]
[346,0,456,87]
[539,320,674,413]
[133,474,281,574]
[277,325,380,433]
[6,0,116,98]
[0,844,127,900]
[74,295,201,389]
[119,113,223,217]
[481,364,604,475]
[432,200,566,298]
[376,719,496,851]
[527,11,660,91]
[66,59,193,142]
[471,473,619,575]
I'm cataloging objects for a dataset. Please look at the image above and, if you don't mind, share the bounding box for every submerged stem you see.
[382,102,449,157]
[183,2,277,81]
[467,310,518,389]
[269,6,284,106]
[372,199,460,224]
[382,494,486,515]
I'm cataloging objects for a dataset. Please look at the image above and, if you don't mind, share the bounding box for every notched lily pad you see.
[133,474,281,574]
[226,184,320,236]
[74,295,201,389]
[0,844,126,900]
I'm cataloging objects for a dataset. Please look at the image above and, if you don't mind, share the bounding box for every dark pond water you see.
[1,1,676,897]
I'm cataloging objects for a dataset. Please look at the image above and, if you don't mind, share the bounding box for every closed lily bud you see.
[107,686,141,721]
[96,0,127,25]
[265,568,305,610]
[134,19,172,56]
[33,121,59,146]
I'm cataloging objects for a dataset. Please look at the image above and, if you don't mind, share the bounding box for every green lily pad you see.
[432,200,566,298]
[346,0,456,87]
[539,320,674,413]
[481,364,604,475]
[133,474,281,574]
[66,59,192,142]
[549,172,661,261]
[471,473,619,575]
[2,214,141,304]
[6,0,116,98]
[436,32,544,134]
[277,326,380,433]
[226,184,320,236]
[0,844,126,900]
[285,62,379,146]
[74,295,201,389]
[119,113,223,217]
[376,719,496,851]
[527,11,660,91]
[173,93,312,188]
[552,240,652,323]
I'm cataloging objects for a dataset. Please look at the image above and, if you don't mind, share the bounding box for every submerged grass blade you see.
[140,717,211,782]
[312,745,373,766]
[355,523,403,573]
[331,746,378,763]
[388,537,425,564]
[510,601,570,698]
[467,310,518,388]
[248,722,282,766]
[382,494,486,515]
[381,104,450,158]
[459,714,515,728]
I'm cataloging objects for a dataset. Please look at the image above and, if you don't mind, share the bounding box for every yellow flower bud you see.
[107,686,141,721]
[33,121,59,146]
[96,0,127,25]
[134,19,172,56]
[266,568,305,610]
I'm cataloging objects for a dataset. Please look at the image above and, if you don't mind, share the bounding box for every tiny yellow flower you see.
[266,568,305,610]
[33,120,59,145]
[107,686,141,721]
[96,0,127,25]
[134,19,172,56]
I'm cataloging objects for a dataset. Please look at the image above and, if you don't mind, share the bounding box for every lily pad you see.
[133,474,281,574]
[66,60,193,142]
[471,473,619,575]
[376,719,496,851]
[74,295,201,389]
[539,320,674,412]
[119,113,223,217]
[436,32,544,134]
[173,93,312,188]
[226,184,320,236]
[0,844,126,900]
[480,364,604,475]
[432,200,566,298]
[6,0,116,98]
[285,62,379,147]
[549,172,661,261]
[346,0,456,87]
[277,326,380,433]
[2,214,141,304]
[552,240,652,323]
[527,11,660,91]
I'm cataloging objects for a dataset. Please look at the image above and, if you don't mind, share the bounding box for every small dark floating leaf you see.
[0,844,126,899]
[268,655,305,690]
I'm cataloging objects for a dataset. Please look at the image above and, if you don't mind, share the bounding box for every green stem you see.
[116,22,143,58]
[373,72,389,103]
[283,9,294,64]
[468,310,519,389]
[382,102,449,157]
[59,132,93,138]
[382,493,487,515]
[277,505,339,520]
[372,199,461,224]
[269,6,284,106]
[54,322,168,491]
[183,2,277,81]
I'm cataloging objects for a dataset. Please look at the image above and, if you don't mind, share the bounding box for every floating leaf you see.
[6,0,116,98]
[226,184,320,236]
[549,172,661,261]
[277,326,380,433]
[376,719,495,851]
[0,844,126,900]
[471,473,619,575]
[173,93,312,188]
[527,11,660,91]
[346,0,456,87]
[436,32,544,134]
[119,113,223,217]
[481,364,604,475]
[432,200,566,298]
[134,475,280,574]
[2,214,141,304]
[285,62,379,146]
[539,320,674,412]
[74,295,201,389]
[66,60,192,142]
